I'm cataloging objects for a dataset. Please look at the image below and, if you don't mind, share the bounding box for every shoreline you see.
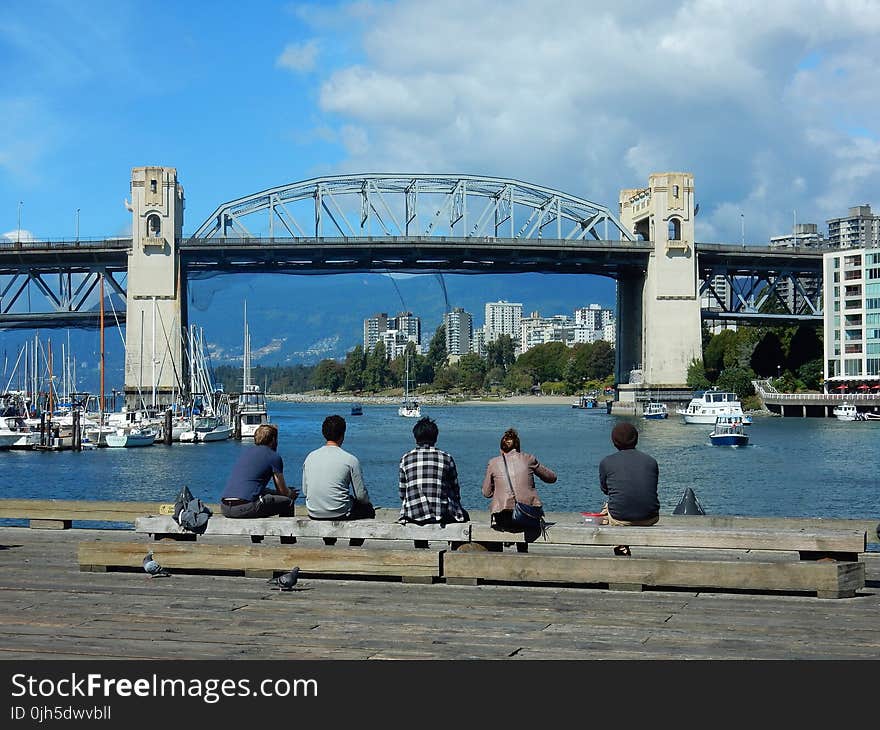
[269,393,583,406]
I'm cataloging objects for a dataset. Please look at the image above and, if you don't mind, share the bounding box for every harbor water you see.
[3,401,878,519]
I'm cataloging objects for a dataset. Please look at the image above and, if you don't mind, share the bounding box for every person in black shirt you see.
[598,422,659,555]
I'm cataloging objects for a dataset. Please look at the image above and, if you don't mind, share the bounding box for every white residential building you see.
[827,205,880,249]
[484,300,522,346]
[444,307,473,357]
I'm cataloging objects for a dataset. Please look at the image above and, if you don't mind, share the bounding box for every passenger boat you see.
[350,403,363,416]
[105,426,157,448]
[642,401,668,420]
[677,389,751,425]
[571,394,599,409]
[832,403,860,421]
[709,415,749,447]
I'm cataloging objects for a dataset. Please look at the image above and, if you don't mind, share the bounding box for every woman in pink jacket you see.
[482,427,557,530]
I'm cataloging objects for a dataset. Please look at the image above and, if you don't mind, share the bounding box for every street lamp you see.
[75,208,80,242]
[17,200,22,243]
[741,212,744,248]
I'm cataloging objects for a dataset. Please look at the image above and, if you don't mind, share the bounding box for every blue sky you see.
[2,0,879,245]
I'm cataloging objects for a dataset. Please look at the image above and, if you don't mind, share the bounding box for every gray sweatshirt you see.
[302,444,370,519]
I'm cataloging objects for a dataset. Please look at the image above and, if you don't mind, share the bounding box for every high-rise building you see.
[393,311,421,345]
[363,312,389,352]
[444,307,473,356]
[520,307,615,352]
[484,300,522,347]
[823,247,880,385]
[827,205,880,249]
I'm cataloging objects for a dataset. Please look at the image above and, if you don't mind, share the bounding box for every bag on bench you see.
[502,454,547,537]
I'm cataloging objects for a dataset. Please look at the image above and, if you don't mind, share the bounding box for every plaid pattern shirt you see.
[398,444,468,524]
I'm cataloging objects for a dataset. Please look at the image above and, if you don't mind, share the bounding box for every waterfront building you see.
[484,300,522,348]
[364,312,389,352]
[364,311,421,354]
[520,307,615,352]
[827,205,880,250]
[471,326,486,357]
[823,246,880,386]
[444,307,473,356]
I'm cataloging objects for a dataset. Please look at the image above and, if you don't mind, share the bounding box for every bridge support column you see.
[124,166,186,410]
[618,173,702,389]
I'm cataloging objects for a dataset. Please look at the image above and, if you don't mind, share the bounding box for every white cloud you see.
[277,40,320,73]
[303,0,880,243]
[1,229,37,242]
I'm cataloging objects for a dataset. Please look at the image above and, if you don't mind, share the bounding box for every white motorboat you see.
[179,416,233,443]
[709,415,750,447]
[677,389,751,425]
[832,403,864,421]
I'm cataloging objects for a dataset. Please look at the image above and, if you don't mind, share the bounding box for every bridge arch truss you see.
[191,174,635,243]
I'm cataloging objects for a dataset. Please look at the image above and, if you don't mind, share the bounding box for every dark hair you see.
[322,415,346,442]
[611,422,639,450]
[500,428,520,453]
[254,423,278,448]
[412,416,438,446]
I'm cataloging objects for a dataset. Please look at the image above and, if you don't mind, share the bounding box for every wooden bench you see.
[442,551,865,599]
[78,540,444,583]
[135,514,471,548]
[468,523,868,562]
[0,499,168,530]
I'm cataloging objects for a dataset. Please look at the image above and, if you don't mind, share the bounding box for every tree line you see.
[214,326,616,396]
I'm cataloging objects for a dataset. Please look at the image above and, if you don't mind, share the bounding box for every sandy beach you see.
[270,393,582,406]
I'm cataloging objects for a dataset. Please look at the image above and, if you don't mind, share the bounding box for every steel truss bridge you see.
[0,174,825,330]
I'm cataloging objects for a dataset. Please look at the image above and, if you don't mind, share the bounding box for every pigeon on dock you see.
[268,566,300,591]
[142,551,170,577]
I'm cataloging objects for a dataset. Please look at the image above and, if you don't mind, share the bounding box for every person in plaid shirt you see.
[398,416,470,524]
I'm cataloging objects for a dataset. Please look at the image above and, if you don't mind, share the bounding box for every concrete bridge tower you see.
[124,166,187,409]
[615,172,702,401]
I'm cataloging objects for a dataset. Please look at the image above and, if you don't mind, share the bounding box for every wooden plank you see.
[0,499,166,522]
[442,552,865,598]
[29,519,71,530]
[470,524,867,555]
[77,541,443,578]
[135,515,470,542]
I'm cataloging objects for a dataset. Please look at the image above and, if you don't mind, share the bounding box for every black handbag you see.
[502,454,547,537]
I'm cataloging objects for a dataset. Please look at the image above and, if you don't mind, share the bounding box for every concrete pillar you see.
[124,167,186,409]
[618,173,702,388]
[615,273,644,386]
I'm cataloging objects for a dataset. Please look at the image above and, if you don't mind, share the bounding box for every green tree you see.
[716,366,756,399]
[426,324,447,371]
[457,353,487,391]
[342,345,366,392]
[486,334,516,371]
[686,358,711,390]
[503,366,533,393]
[585,340,615,381]
[515,341,569,382]
[703,329,739,381]
[311,358,345,392]
[364,341,390,391]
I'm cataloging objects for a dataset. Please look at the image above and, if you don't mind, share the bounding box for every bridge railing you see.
[0,238,131,249]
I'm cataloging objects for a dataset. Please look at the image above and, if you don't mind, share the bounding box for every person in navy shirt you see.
[221,424,298,518]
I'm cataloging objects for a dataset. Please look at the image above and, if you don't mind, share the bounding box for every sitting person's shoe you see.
[613,545,631,556]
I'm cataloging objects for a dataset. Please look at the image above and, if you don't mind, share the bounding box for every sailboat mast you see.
[99,273,105,422]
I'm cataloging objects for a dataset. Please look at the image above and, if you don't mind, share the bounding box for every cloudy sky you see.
[1,0,879,245]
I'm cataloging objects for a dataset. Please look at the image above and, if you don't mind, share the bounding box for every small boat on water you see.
[833,403,862,421]
[642,401,668,420]
[709,415,749,447]
[572,394,599,409]
[105,426,157,448]
[399,354,421,418]
[179,416,233,443]
[350,403,363,416]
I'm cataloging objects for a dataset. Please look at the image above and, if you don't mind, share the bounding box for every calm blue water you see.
[2,402,878,519]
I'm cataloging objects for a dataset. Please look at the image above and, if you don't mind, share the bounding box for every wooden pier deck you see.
[1,524,879,660]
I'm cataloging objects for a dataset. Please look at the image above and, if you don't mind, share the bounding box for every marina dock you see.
[1,507,878,660]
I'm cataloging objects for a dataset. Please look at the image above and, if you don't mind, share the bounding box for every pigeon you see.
[143,551,170,577]
[268,566,299,591]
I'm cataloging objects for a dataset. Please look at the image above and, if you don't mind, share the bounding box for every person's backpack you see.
[172,485,212,534]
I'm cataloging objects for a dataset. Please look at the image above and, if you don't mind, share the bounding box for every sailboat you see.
[398,352,421,418]
[237,301,269,439]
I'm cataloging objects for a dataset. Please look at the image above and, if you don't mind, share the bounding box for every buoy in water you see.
[673,487,705,515]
